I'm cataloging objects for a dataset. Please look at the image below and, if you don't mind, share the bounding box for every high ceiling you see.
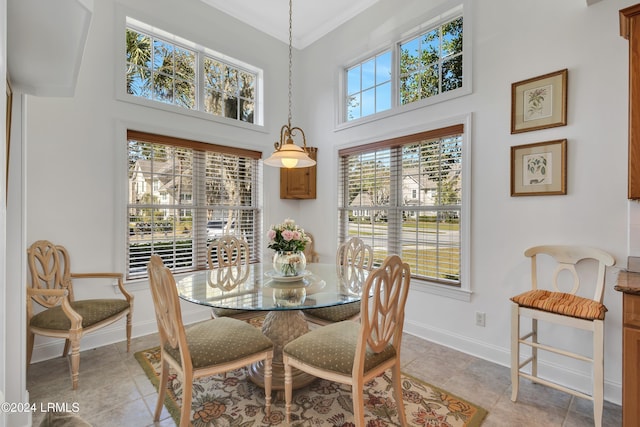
[200,0,382,49]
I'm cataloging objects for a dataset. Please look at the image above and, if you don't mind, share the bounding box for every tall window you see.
[127,130,262,279]
[125,18,259,124]
[338,124,463,286]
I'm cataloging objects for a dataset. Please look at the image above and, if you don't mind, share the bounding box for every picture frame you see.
[511,69,567,134]
[511,139,567,196]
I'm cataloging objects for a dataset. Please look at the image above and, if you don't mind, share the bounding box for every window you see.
[346,51,392,121]
[338,124,464,286]
[126,130,262,279]
[343,4,466,123]
[125,18,259,124]
[399,17,463,105]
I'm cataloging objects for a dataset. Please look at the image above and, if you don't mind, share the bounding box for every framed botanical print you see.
[511,139,567,196]
[511,69,567,134]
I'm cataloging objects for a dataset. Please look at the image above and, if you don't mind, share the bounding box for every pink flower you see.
[267,229,276,240]
[292,231,301,240]
[281,230,294,241]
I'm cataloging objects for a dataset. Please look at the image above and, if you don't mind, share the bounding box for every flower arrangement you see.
[266,218,311,252]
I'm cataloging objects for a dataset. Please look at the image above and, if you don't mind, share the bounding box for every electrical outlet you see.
[475,311,486,327]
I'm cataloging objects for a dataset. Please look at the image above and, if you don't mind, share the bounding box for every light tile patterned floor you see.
[27,331,622,426]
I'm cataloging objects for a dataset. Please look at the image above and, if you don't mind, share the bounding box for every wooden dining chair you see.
[283,254,410,426]
[147,255,274,427]
[207,235,257,320]
[510,245,615,427]
[303,237,373,325]
[303,232,320,263]
[26,240,134,390]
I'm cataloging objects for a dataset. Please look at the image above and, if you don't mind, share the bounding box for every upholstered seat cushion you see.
[30,299,130,330]
[511,290,607,320]
[165,317,273,368]
[304,301,361,322]
[212,307,251,318]
[283,321,396,376]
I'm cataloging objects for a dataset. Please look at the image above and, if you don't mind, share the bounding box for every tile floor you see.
[27,330,622,426]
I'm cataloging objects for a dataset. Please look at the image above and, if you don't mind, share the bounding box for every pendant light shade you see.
[264,0,316,169]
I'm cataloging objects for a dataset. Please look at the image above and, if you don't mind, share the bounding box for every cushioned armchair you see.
[283,254,410,426]
[26,240,133,390]
[147,255,273,426]
[303,237,373,325]
[207,235,258,320]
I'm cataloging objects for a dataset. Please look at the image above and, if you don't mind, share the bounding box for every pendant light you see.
[264,0,316,169]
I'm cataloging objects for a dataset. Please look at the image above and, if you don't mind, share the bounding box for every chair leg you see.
[154,359,169,422]
[531,318,538,378]
[62,338,71,357]
[26,329,35,367]
[69,334,81,390]
[284,360,292,423]
[180,372,194,427]
[593,320,604,427]
[510,302,520,402]
[392,362,407,426]
[353,377,365,427]
[126,311,132,353]
[264,354,273,417]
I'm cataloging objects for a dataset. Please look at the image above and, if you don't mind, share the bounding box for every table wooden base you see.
[247,310,317,392]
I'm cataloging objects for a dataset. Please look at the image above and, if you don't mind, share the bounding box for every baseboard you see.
[403,319,622,406]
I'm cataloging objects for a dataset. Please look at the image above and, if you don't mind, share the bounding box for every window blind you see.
[338,124,463,285]
[126,130,262,279]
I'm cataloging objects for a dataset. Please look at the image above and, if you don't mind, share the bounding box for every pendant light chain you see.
[288,0,293,127]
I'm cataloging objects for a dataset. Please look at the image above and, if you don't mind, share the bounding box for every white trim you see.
[335,0,472,130]
[114,5,266,129]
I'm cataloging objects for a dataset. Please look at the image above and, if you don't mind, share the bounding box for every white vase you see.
[272,251,307,276]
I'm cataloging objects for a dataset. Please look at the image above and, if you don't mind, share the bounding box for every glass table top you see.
[175,263,367,311]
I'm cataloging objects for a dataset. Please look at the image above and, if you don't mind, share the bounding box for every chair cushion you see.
[165,317,273,369]
[304,302,360,322]
[30,299,130,330]
[211,307,251,318]
[283,321,396,376]
[511,290,607,320]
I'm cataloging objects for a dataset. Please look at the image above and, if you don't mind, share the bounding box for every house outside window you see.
[126,130,262,279]
[338,124,464,286]
[125,18,260,124]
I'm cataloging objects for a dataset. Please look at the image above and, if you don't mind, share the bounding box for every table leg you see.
[248,310,316,391]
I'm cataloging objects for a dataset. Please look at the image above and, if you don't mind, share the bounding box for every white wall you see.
[22,0,294,359]
[15,0,634,407]
[298,0,631,404]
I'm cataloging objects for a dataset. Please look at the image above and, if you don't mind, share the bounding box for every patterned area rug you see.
[135,346,487,426]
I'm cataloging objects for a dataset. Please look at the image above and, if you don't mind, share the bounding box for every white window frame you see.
[336,0,471,130]
[337,114,471,301]
[115,10,265,131]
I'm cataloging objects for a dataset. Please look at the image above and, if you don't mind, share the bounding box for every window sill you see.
[116,93,268,134]
[410,278,472,302]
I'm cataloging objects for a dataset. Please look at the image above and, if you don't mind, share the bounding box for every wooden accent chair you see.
[510,245,615,427]
[26,240,133,390]
[147,255,274,427]
[303,232,320,263]
[207,235,257,320]
[283,255,410,426]
[303,237,373,325]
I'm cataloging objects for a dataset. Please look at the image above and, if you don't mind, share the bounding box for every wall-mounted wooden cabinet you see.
[280,147,317,199]
[621,4,640,199]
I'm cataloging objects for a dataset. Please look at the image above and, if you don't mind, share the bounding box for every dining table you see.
[175,262,368,391]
